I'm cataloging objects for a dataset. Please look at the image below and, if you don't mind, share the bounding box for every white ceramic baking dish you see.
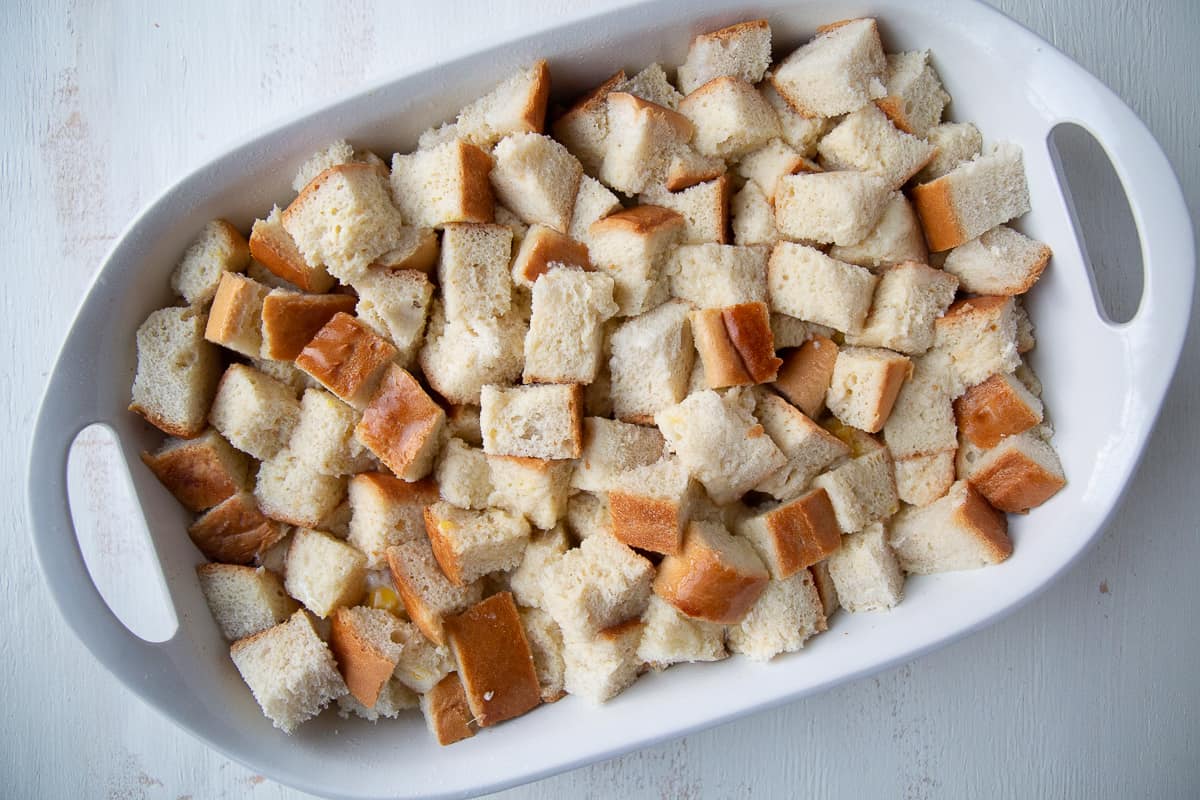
[27,1,1194,797]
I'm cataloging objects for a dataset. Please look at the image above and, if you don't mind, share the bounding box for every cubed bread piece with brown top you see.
[390,140,494,228]
[198,563,297,642]
[874,50,950,137]
[552,70,628,175]
[208,363,301,460]
[679,76,781,160]
[608,456,697,555]
[249,207,334,293]
[519,606,567,703]
[568,176,623,244]
[772,333,839,418]
[889,480,1011,573]
[437,222,513,327]
[444,592,542,726]
[753,391,849,499]
[932,295,1021,396]
[826,346,912,433]
[487,455,574,531]
[347,473,439,569]
[775,171,892,247]
[736,139,819,203]
[188,492,289,564]
[637,594,726,669]
[449,60,550,147]
[826,521,903,612]
[943,225,1052,295]
[230,609,347,733]
[882,355,958,457]
[768,243,879,334]
[329,605,405,707]
[677,19,772,94]
[572,417,666,494]
[731,181,778,247]
[141,428,250,512]
[669,243,767,309]
[424,501,531,586]
[288,389,373,476]
[478,383,582,460]
[954,372,1044,449]
[654,519,768,623]
[254,448,347,528]
[434,438,492,510]
[509,526,570,610]
[284,528,367,618]
[760,82,832,157]
[912,143,1032,251]
[916,122,983,183]
[418,301,527,406]
[727,570,827,661]
[259,289,357,360]
[589,205,686,317]
[170,219,251,306]
[894,450,957,507]
[129,306,222,438]
[353,269,434,367]
[657,388,787,504]
[295,312,397,410]
[282,163,404,279]
[639,175,731,245]
[829,193,929,270]
[562,620,645,704]
[598,93,696,195]
[770,18,886,117]
[691,302,782,388]
[204,272,269,357]
[370,226,439,275]
[524,270,618,385]
[608,300,695,424]
[490,133,583,234]
[421,673,476,746]
[963,430,1065,512]
[811,447,898,533]
[354,365,445,480]
[386,539,483,646]
[736,487,842,579]
[817,105,935,190]
[541,531,654,639]
[847,262,959,354]
[510,224,592,288]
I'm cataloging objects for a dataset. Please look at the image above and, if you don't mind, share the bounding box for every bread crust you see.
[653,523,769,624]
[205,272,265,355]
[424,673,476,745]
[693,302,781,388]
[522,59,553,135]
[955,482,1013,562]
[457,141,497,224]
[969,445,1065,512]
[424,504,468,586]
[874,95,913,134]
[295,312,398,407]
[188,492,288,564]
[772,334,838,418]
[355,365,445,479]
[141,433,246,512]
[250,217,335,293]
[260,291,357,360]
[385,541,476,646]
[955,374,1041,448]
[329,607,396,707]
[589,204,686,238]
[606,92,694,140]
[609,491,686,555]
[511,224,591,285]
[911,175,968,252]
[758,488,842,577]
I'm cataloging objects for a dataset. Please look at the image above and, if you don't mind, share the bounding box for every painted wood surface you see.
[2,0,1197,797]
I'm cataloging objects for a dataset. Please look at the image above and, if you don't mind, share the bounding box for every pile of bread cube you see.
[129,17,1065,744]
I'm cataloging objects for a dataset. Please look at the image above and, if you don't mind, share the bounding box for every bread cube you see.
[370,225,439,275]
[654,519,768,624]
[665,147,728,193]
[291,139,356,192]
[565,491,614,542]
[329,605,405,707]
[385,539,483,646]
[882,356,958,457]
[282,528,366,619]
[770,18,886,117]
[509,526,571,610]
[421,673,476,746]
[620,62,684,109]
[933,295,1021,396]
[894,450,956,507]
[418,301,527,406]
[829,193,929,270]
[454,60,550,147]
[141,428,250,512]
[964,430,1066,512]
[736,139,817,203]
[657,388,786,504]
[444,592,542,726]
[727,571,827,661]
[767,243,878,334]
[437,222,513,327]
[390,139,494,228]
[353,269,434,366]
[490,133,583,233]
[288,389,371,476]
[775,171,892,247]
[510,224,591,288]
[255,448,347,528]
[826,522,903,612]
[519,606,567,702]
[760,82,832,157]
[589,205,686,316]
[677,19,772,94]
[737,486,842,581]
[433,438,492,510]
[259,289,356,360]
[559,620,644,704]
[568,175,623,244]
[772,334,838,418]
[188,492,288,564]
[818,104,935,189]
[229,610,347,733]
[208,364,301,460]
[826,346,912,433]
[204,272,269,358]
[609,300,695,424]
[811,447,898,533]
[294,312,397,410]
[572,417,666,494]
[197,563,297,641]
[599,92,696,194]
[249,207,334,293]
[889,480,1011,574]
[943,225,1053,295]
[608,456,696,555]
[129,306,222,438]
[542,532,654,639]
[523,270,618,385]
[353,365,445,480]
[170,219,251,306]
[912,143,1032,251]
[669,243,767,309]
[347,472,439,569]
[847,262,959,355]
[752,391,849,500]
[678,76,781,160]
[731,181,778,247]
[691,302,781,388]
[636,595,726,669]
[478,383,583,460]
[875,50,950,137]
[424,501,530,586]
[916,122,983,183]
[552,71,628,175]
[639,175,731,245]
[954,372,1044,449]
[487,456,573,530]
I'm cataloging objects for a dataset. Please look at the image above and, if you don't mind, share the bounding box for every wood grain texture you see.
[1,0,1197,798]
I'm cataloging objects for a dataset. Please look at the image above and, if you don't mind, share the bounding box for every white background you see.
[2,1,1198,797]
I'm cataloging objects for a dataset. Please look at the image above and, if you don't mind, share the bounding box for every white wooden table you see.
[3,1,1197,797]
